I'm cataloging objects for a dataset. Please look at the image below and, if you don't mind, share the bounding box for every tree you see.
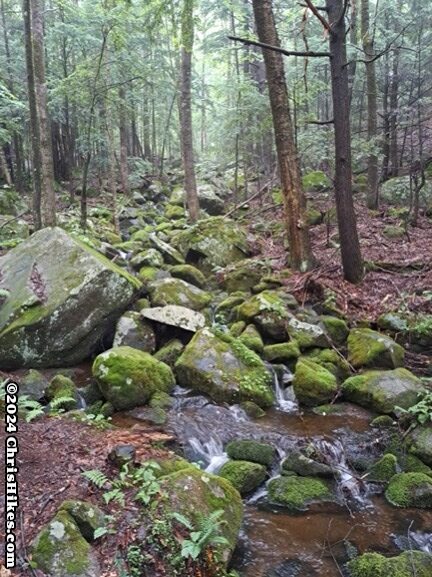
[179,0,200,222]
[251,0,315,272]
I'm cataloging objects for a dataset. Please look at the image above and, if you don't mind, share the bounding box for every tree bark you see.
[179,0,200,222]
[252,0,315,272]
[31,0,56,227]
[361,0,379,208]
[119,86,129,195]
[326,0,363,283]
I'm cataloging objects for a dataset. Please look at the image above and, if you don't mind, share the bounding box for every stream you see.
[113,371,432,577]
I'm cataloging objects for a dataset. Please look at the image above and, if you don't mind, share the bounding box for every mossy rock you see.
[302,171,331,192]
[281,451,333,478]
[165,204,185,220]
[175,328,274,408]
[370,415,396,429]
[59,500,105,542]
[239,324,264,354]
[219,259,271,293]
[31,510,100,576]
[377,313,409,333]
[226,439,275,467]
[239,401,266,419]
[237,291,294,341]
[267,476,334,511]
[138,266,163,284]
[46,375,78,411]
[367,454,398,483]
[320,316,349,346]
[304,348,351,382]
[342,368,424,414]
[385,472,432,507]
[127,405,167,425]
[398,453,432,476]
[287,317,329,350]
[0,227,140,369]
[407,424,432,467]
[148,277,212,311]
[154,339,185,368]
[263,342,301,363]
[112,312,156,353]
[153,456,195,478]
[149,391,174,410]
[148,233,185,265]
[169,264,206,288]
[347,551,432,577]
[20,369,48,401]
[383,225,405,239]
[230,320,247,337]
[157,467,243,565]
[219,460,267,495]
[347,328,405,369]
[306,205,323,226]
[130,248,164,270]
[293,358,338,407]
[92,346,175,410]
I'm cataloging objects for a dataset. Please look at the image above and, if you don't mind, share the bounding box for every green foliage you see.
[82,469,110,489]
[396,391,432,426]
[171,510,229,561]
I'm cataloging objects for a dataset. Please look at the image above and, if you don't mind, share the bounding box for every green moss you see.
[154,339,184,368]
[226,440,275,466]
[370,415,396,428]
[293,358,338,407]
[219,460,266,495]
[367,454,398,483]
[305,348,351,382]
[267,476,333,510]
[347,328,405,369]
[348,551,432,577]
[154,456,196,478]
[320,316,349,345]
[238,324,264,354]
[169,264,206,288]
[263,341,301,363]
[302,171,331,191]
[237,291,288,322]
[149,277,212,311]
[138,266,159,283]
[59,500,105,542]
[93,346,175,410]
[383,225,405,239]
[398,454,432,476]
[165,204,185,220]
[229,320,247,337]
[45,375,78,410]
[385,472,432,507]
[239,401,266,418]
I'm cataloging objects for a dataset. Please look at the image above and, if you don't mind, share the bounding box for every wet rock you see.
[407,424,432,467]
[108,444,136,468]
[31,510,100,577]
[347,550,432,577]
[157,467,243,564]
[127,405,167,425]
[293,358,338,407]
[281,452,334,478]
[367,454,398,483]
[226,439,276,467]
[347,328,405,369]
[385,472,432,508]
[267,476,334,511]
[59,500,105,542]
[0,227,141,369]
[20,369,48,401]
[92,346,175,410]
[149,391,174,410]
[239,401,266,418]
[219,460,267,495]
[113,311,156,352]
[148,277,212,311]
[342,368,424,414]
[141,304,206,332]
[175,328,274,407]
[265,559,318,577]
[169,264,206,288]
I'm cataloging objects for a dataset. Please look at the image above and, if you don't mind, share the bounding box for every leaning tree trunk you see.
[327,0,363,283]
[252,0,315,271]
[361,0,379,209]
[179,0,200,222]
[31,0,56,227]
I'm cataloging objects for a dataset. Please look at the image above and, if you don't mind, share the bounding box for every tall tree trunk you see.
[31,0,56,227]
[252,0,315,271]
[179,0,200,222]
[326,0,363,283]
[389,46,400,177]
[119,86,129,195]
[361,0,379,208]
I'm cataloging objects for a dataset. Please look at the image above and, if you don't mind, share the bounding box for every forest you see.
[0,0,431,576]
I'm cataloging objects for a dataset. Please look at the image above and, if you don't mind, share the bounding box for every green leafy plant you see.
[171,510,229,561]
[397,391,432,426]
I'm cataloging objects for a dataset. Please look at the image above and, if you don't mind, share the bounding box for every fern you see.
[103,488,125,506]
[82,469,109,489]
[50,395,77,410]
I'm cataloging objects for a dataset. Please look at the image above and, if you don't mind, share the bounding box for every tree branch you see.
[304,0,331,32]
[228,35,330,58]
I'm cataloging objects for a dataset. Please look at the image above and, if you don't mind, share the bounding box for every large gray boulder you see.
[0,227,141,369]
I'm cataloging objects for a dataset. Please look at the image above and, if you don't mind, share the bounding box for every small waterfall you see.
[394,531,432,554]
[188,436,228,474]
[268,364,297,413]
[314,439,369,506]
[77,391,87,410]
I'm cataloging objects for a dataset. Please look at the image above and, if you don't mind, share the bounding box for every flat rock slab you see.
[141,305,206,332]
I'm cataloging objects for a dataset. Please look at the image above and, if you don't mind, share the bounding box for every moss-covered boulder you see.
[267,476,334,511]
[342,368,424,414]
[347,328,405,369]
[171,216,250,272]
[169,264,206,288]
[305,348,351,382]
[320,316,349,346]
[281,452,334,477]
[302,171,331,192]
[377,312,409,333]
[154,339,185,368]
[31,510,100,576]
[407,424,432,467]
[219,259,271,293]
[113,311,156,353]
[148,233,185,265]
[165,204,185,220]
[59,500,105,542]
[293,358,338,407]
[0,227,141,369]
[46,375,78,411]
[226,439,276,466]
[385,472,432,507]
[20,369,48,400]
[263,341,301,363]
[347,551,432,577]
[141,305,206,333]
[170,184,225,215]
[383,225,405,239]
[286,317,329,350]
[219,460,266,495]
[157,467,243,564]
[130,248,164,270]
[367,454,398,483]
[148,277,212,311]
[239,324,264,354]
[175,328,274,407]
[92,346,175,410]
[238,291,294,341]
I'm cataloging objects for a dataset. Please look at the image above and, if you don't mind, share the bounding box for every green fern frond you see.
[82,469,109,488]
